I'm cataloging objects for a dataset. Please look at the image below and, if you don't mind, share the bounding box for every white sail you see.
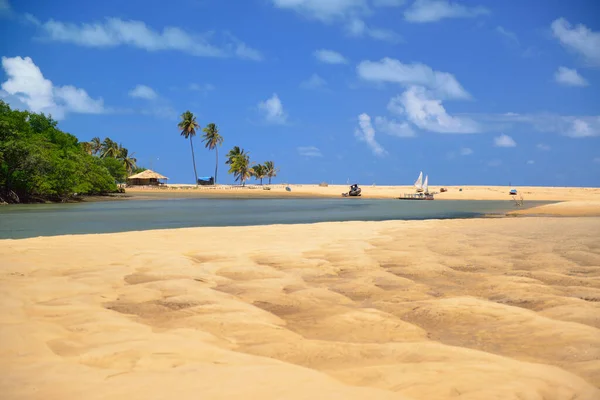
[414,171,423,191]
[423,175,429,193]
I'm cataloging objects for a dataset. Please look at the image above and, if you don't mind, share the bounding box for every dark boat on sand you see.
[342,184,362,197]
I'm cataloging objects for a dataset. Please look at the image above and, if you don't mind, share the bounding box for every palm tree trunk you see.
[214,147,218,185]
[189,137,198,184]
[268,176,272,185]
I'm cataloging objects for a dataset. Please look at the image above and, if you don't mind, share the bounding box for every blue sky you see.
[1,0,599,186]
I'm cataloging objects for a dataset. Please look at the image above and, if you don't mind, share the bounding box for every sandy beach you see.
[125,184,600,202]
[2,216,600,399]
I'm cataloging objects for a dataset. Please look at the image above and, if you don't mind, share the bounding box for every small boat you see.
[509,188,517,195]
[399,172,434,200]
[414,171,424,193]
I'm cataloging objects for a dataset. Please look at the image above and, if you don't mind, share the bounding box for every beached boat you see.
[399,172,434,200]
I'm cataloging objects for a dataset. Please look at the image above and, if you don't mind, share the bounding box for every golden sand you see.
[125,184,600,202]
[1,217,600,399]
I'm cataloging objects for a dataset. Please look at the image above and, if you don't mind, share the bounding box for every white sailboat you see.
[423,175,429,194]
[414,171,424,193]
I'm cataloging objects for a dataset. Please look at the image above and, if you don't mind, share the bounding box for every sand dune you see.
[1,218,600,399]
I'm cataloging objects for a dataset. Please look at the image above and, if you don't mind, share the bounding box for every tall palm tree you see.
[226,146,244,165]
[252,164,266,185]
[101,138,119,158]
[201,123,223,185]
[118,146,137,175]
[264,161,279,185]
[91,137,102,155]
[178,110,200,184]
[228,152,253,186]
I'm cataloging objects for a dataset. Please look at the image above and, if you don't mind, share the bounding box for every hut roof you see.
[127,169,168,180]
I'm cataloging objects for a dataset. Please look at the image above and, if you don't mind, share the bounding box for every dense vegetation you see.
[178,111,279,186]
[0,101,138,204]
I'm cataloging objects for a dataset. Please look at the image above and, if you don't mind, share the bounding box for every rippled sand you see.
[1,217,600,399]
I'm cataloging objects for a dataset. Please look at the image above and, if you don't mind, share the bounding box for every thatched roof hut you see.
[126,169,168,186]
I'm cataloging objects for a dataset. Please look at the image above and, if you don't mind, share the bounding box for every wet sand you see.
[1,217,600,399]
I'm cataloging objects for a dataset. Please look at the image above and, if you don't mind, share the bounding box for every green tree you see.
[90,137,102,155]
[201,123,223,185]
[228,150,253,186]
[81,142,93,155]
[101,157,127,183]
[178,110,200,184]
[101,138,119,158]
[252,164,266,185]
[226,146,244,166]
[117,145,137,175]
[264,161,279,185]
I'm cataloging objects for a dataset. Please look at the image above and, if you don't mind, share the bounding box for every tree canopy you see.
[0,101,134,203]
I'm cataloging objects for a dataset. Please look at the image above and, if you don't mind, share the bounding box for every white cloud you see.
[551,18,600,66]
[1,56,104,119]
[297,146,323,157]
[345,18,402,43]
[355,113,387,156]
[270,0,367,22]
[128,84,158,100]
[300,74,328,90]
[388,86,479,133]
[567,119,598,138]
[527,160,535,165]
[460,147,473,155]
[357,57,470,99]
[554,66,588,87]
[496,26,519,46]
[537,143,551,151]
[494,134,516,147]
[314,49,348,64]
[258,93,287,124]
[487,159,502,167]
[27,15,262,60]
[404,0,489,23]
[374,116,416,137]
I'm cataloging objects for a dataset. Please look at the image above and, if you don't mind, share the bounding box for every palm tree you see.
[81,141,93,155]
[101,138,119,158]
[264,161,279,185]
[178,110,200,184]
[226,146,244,165]
[252,164,266,185]
[118,146,137,175]
[201,123,223,185]
[228,152,253,186]
[90,137,102,155]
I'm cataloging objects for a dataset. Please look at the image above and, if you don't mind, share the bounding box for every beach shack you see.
[126,169,168,186]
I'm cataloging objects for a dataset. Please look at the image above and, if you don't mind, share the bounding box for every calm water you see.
[0,198,547,239]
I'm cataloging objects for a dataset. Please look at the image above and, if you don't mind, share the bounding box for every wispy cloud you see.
[387,86,479,133]
[537,143,551,151]
[300,74,328,90]
[357,57,470,99]
[494,134,516,147]
[404,0,489,23]
[527,160,535,165]
[551,18,600,66]
[0,0,11,16]
[1,56,105,119]
[460,147,473,155]
[297,146,323,157]
[258,93,287,124]
[25,15,262,60]
[496,26,519,46]
[314,49,348,64]
[554,66,588,87]
[374,116,416,137]
[355,113,387,156]
[128,84,158,100]
[270,0,400,42]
